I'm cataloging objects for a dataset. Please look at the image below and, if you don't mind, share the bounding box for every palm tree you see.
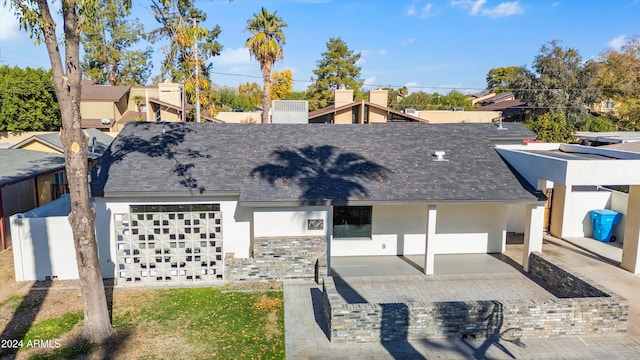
[245,8,287,124]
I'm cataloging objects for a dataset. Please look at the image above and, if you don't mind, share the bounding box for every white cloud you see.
[402,37,416,45]
[407,4,416,16]
[421,3,434,18]
[355,57,367,65]
[552,2,560,7]
[451,0,523,18]
[364,77,377,86]
[471,0,486,15]
[359,49,371,56]
[0,7,21,41]
[481,2,524,17]
[378,49,387,56]
[212,47,252,67]
[210,47,259,76]
[452,0,486,15]
[608,35,627,50]
[404,82,420,93]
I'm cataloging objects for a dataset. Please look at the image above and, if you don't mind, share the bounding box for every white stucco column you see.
[622,185,640,274]
[423,204,437,275]
[549,183,569,238]
[523,203,545,272]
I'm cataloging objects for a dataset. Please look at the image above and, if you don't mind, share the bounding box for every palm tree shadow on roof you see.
[250,145,391,204]
[91,123,210,196]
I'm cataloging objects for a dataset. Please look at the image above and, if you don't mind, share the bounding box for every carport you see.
[497,143,640,274]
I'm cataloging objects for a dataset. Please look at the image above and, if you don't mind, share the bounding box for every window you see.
[333,206,372,238]
[605,101,614,109]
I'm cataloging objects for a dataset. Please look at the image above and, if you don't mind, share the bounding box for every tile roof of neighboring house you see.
[81,118,115,129]
[0,149,66,186]
[10,129,115,158]
[308,101,427,123]
[91,122,543,204]
[81,80,130,101]
[475,99,525,112]
[468,89,494,98]
[480,92,515,104]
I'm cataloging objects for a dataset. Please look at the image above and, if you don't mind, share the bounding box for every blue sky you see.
[1,0,639,93]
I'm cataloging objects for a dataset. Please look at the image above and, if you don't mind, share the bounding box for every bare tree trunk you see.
[262,64,272,124]
[36,0,113,343]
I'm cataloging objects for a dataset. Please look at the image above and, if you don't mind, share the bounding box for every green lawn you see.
[0,287,285,359]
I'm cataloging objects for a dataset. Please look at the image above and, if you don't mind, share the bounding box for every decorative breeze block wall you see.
[114,204,223,285]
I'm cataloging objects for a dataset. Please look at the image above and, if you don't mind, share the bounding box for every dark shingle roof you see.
[91,122,543,204]
[0,149,66,186]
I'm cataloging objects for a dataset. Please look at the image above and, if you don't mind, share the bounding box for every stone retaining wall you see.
[225,236,327,282]
[323,252,628,343]
[528,252,609,297]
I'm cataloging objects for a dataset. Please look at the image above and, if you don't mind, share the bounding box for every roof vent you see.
[433,150,448,162]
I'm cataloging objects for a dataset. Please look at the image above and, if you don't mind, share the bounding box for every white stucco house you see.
[31,121,545,286]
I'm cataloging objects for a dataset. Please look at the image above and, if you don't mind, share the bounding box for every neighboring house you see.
[81,80,206,134]
[474,92,533,122]
[80,80,131,132]
[308,89,426,123]
[0,149,66,250]
[9,128,115,160]
[214,111,262,124]
[2,129,115,251]
[412,109,501,124]
[589,99,617,115]
[468,89,496,105]
[49,121,547,286]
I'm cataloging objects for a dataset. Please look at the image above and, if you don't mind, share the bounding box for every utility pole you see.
[193,18,201,123]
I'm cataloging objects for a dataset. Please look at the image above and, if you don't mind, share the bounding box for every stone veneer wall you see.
[323,252,628,343]
[225,236,327,282]
[528,252,608,297]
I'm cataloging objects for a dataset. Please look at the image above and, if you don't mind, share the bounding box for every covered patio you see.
[321,248,628,343]
[498,143,640,274]
[329,253,555,304]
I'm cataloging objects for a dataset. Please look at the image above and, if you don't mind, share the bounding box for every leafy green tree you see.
[511,41,601,114]
[398,91,434,110]
[396,90,473,110]
[576,115,618,132]
[212,88,255,111]
[486,66,523,93]
[270,69,293,100]
[525,112,575,142]
[5,0,113,342]
[81,0,152,85]
[238,82,263,109]
[308,37,363,111]
[594,38,640,129]
[245,7,287,123]
[287,90,310,101]
[440,90,474,110]
[149,0,222,83]
[0,66,61,131]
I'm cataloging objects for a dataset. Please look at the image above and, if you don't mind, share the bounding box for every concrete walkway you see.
[284,236,640,359]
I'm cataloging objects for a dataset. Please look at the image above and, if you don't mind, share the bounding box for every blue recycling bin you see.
[589,209,622,242]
